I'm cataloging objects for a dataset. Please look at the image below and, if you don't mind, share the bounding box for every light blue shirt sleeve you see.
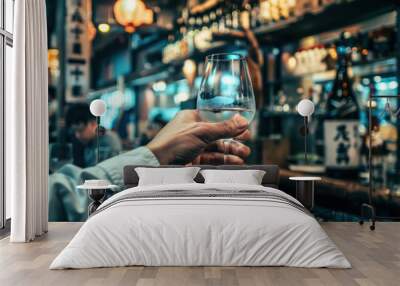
[49,147,159,222]
[82,146,160,186]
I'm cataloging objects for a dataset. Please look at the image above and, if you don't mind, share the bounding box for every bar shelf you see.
[255,0,396,44]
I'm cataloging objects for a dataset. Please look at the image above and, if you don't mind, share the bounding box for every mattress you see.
[50,183,351,269]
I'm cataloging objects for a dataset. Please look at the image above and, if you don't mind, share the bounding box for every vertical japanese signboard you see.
[65,0,91,102]
[324,120,360,168]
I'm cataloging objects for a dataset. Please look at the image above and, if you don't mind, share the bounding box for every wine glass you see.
[196,53,256,163]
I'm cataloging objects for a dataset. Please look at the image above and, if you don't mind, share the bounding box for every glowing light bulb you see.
[90,99,107,117]
[98,23,111,33]
[297,99,315,117]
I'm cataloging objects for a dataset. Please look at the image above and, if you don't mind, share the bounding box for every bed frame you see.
[123,165,280,189]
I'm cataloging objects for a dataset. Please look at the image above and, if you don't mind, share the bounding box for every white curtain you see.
[7,0,48,242]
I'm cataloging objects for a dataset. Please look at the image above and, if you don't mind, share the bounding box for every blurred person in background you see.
[114,107,136,149]
[66,103,122,168]
[48,87,58,143]
[139,113,168,146]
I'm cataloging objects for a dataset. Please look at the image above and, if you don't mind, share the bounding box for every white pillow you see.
[200,169,266,185]
[135,167,200,186]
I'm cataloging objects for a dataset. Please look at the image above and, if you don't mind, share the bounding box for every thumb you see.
[202,114,249,143]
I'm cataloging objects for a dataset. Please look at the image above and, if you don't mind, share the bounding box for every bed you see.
[50,165,350,269]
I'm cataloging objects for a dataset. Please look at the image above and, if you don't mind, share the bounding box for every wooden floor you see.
[0,222,399,286]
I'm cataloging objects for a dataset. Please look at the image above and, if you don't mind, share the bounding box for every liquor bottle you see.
[259,0,272,24]
[270,0,280,22]
[200,14,209,33]
[195,16,202,32]
[232,7,240,30]
[359,32,372,62]
[250,2,260,28]
[240,5,251,30]
[210,10,219,33]
[225,12,232,30]
[296,0,313,17]
[188,16,195,33]
[182,8,189,23]
[371,27,396,59]
[350,33,362,64]
[324,34,360,178]
[288,0,297,17]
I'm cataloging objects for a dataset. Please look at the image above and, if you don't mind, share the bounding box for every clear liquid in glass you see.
[198,107,255,123]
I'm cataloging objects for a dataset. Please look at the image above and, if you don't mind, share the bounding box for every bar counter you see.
[279,168,400,218]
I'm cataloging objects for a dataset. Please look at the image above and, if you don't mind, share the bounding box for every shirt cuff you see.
[94,146,160,186]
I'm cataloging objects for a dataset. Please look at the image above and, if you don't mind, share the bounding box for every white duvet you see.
[50,183,351,269]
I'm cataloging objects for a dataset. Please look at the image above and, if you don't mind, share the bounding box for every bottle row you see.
[283,26,396,77]
[174,0,356,40]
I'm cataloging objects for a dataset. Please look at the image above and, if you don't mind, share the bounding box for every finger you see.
[199,114,249,143]
[203,141,224,152]
[234,130,251,141]
[205,141,251,159]
[224,154,245,165]
[230,141,251,158]
[199,152,224,165]
[198,152,245,165]
[191,156,201,165]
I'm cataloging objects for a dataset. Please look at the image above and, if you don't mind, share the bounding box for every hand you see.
[147,110,251,165]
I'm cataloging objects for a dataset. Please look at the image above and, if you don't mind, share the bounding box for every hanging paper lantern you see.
[113,0,154,33]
